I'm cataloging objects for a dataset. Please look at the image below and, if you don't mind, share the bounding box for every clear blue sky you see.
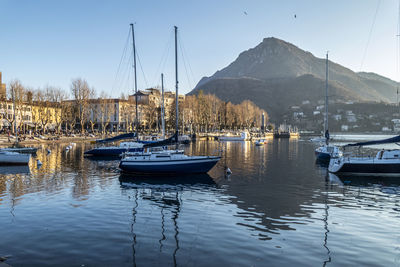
[0,0,398,98]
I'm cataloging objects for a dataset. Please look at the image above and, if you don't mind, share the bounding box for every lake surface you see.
[1,138,400,266]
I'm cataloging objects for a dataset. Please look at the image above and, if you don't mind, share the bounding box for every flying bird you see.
[294,14,297,18]
[244,11,248,15]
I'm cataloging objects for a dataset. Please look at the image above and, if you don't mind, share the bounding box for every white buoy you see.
[37,159,42,166]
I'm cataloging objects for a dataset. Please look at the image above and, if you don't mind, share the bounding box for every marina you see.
[3,1,400,265]
[1,137,400,266]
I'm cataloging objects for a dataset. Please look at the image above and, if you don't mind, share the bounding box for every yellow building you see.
[0,99,62,132]
[31,102,62,131]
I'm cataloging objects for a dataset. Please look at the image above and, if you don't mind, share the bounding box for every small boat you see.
[119,150,221,174]
[0,151,31,165]
[219,131,249,141]
[255,139,265,146]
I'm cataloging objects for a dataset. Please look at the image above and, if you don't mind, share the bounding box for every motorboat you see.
[329,149,400,176]
[119,150,221,174]
[0,151,31,165]
[219,131,249,141]
[315,145,342,163]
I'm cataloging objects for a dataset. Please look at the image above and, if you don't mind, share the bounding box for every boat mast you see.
[12,86,16,136]
[161,73,165,139]
[131,23,139,141]
[175,26,179,146]
[324,52,329,139]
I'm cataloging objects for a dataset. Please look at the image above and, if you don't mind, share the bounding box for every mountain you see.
[190,37,399,121]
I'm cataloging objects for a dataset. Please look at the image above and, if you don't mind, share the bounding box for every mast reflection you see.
[119,174,215,266]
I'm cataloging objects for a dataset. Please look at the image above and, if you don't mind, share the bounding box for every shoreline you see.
[0,136,98,146]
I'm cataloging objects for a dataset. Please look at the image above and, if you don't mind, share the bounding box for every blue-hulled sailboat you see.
[119,26,220,174]
[84,24,146,157]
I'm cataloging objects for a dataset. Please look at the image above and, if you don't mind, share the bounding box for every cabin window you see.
[395,155,399,157]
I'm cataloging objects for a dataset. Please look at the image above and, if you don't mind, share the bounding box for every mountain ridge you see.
[190,37,399,121]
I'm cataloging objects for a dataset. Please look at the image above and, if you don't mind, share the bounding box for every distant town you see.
[282,99,400,134]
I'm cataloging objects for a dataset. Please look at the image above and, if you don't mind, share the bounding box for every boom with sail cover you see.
[345,135,400,147]
[91,133,137,144]
[143,132,178,148]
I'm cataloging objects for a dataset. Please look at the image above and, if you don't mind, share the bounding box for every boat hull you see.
[329,158,400,176]
[0,147,38,154]
[119,157,221,174]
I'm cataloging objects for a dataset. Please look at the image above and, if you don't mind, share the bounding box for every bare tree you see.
[6,80,25,134]
[52,87,68,134]
[70,78,94,134]
[99,92,115,135]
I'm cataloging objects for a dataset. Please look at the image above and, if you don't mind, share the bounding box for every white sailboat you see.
[328,133,400,176]
[314,53,341,163]
[119,26,221,174]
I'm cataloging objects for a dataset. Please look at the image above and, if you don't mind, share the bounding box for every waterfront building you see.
[31,102,62,131]
[0,72,6,100]
[0,99,61,132]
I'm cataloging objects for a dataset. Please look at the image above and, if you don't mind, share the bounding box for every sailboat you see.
[314,53,341,163]
[328,135,400,176]
[84,24,146,157]
[119,26,221,174]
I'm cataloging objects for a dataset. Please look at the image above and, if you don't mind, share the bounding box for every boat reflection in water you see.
[119,173,216,266]
[328,172,400,188]
[119,173,216,186]
[0,165,30,175]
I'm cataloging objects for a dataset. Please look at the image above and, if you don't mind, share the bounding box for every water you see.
[1,139,400,266]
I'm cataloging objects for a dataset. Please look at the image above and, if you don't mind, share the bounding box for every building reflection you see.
[0,143,119,206]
